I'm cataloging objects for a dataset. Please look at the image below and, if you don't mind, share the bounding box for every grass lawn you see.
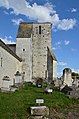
[0,82,79,119]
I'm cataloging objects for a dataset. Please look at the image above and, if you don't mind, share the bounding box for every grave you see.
[36,78,43,88]
[29,99,50,119]
[31,106,49,116]
[1,76,11,92]
[14,71,23,87]
[43,87,53,94]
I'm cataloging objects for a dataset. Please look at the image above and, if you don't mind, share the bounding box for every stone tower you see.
[16,22,57,82]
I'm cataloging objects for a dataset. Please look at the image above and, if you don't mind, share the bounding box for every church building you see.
[0,22,57,87]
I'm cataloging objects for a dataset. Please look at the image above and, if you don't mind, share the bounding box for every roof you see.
[0,39,22,62]
[16,22,33,38]
[16,22,52,38]
[19,22,52,24]
[49,49,57,61]
[7,44,16,53]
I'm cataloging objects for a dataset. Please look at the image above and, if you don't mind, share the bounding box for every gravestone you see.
[1,76,11,92]
[14,71,23,87]
[63,68,72,86]
[29,99,50,119]
[36,78,43,88]
[43,87,53,94]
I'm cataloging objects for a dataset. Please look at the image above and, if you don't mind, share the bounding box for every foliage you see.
[72,72,79,79]
[0,82,79,119]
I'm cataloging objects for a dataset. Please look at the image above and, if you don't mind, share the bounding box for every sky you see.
[0,0,79,77]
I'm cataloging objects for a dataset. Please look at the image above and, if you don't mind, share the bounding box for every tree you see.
[72,72,79,79]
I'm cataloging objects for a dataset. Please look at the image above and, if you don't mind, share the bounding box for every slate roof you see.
[0,39,22,62]
[7,44,16,53]
[49,49,57,61]
[16,22,52,38]
[16,22,33,38]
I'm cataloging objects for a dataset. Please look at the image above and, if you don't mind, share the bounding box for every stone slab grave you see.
[31,106,49,116]
[1,76,11,92]
[44,87,53,94]
[29,99,50,119]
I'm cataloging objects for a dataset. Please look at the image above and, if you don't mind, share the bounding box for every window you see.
[23,49,25,51]
[1,57,3,67]
[39,25,41,34]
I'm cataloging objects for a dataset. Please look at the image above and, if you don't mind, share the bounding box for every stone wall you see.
[32,23,52,80]
[16,38,32,82]
[0,47,21,87]
[47,47,53,81]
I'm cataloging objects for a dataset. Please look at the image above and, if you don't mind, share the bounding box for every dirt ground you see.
[50,105,79,119]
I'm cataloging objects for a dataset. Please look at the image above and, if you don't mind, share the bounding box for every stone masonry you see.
[16,22,57,82]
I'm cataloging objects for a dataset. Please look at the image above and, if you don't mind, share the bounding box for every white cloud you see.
[52,47,57,51]
[11,18,24,25]
[71,8,77,13]
[64,40,70,45]
[67,8,77,13]
[0,36,15,44]
[57,19,76,30]
[52,41,61,51]
[3,10,9,15]
[55,41,61,45]
[8,35,12,39]
[71,48,77,51]
[0,0,76,30]
[72,69,79,74]
[58,62,67,66]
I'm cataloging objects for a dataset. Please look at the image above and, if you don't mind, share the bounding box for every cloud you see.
[71,48,77,51]
[52,47,57,51]
[67,8,77,13]
[57,19,76,30]
[72,69,79,74]
[64,40,70,45]
[58,62,67,66]
[52,41,61,51]
[71,8,77,13]
[0,0,76,30]
[55,41,61,45]
[11,18,24,25]
[0,36,15,44]
[3,10,9,15]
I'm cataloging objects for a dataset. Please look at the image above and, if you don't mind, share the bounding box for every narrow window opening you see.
[39,25,41,34]
[1,58,3,67]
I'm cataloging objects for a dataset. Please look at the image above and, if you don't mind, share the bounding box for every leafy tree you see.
[72,72,79,79]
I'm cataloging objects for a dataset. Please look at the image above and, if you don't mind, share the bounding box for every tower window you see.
[39,25,41,34]
[23,49,25,51]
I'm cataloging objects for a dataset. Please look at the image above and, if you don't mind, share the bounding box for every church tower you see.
[32,23,52,80]
[16,22,57,82]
